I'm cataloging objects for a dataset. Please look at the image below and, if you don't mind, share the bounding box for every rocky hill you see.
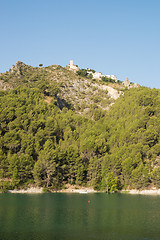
[3,61,158,193]
[0,61,138,116]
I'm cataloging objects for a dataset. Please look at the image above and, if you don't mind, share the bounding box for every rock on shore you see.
[127,189,160,195]
[9,187,43,194]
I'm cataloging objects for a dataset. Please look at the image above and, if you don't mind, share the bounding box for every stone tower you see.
[70,60,73,68]
[123,77,130,87]
[67,60,79,72]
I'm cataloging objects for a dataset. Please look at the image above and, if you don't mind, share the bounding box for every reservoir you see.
[0,193,160,240]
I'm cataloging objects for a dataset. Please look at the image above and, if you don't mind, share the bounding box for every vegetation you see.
[77,69,88,77]
[102,76,116,83]
[0,62,160,192]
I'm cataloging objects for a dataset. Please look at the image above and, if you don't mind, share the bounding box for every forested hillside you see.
[0,62,160,192]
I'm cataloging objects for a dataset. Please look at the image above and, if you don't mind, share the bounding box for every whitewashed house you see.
[105,75,117,82]
[87,70,104,80]
[92,72,104,80]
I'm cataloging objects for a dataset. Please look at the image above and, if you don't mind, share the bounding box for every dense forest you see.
[0,63,160,192]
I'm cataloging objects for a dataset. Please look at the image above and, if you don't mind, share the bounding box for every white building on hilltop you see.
[91,72,104,80]
[67,61,118,82]
[67,60,79,72]
[105,75,117,82]
[92,72,103,80]
[87,69,104,80]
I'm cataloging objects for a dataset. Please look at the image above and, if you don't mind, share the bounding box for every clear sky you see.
[0,0,160,88]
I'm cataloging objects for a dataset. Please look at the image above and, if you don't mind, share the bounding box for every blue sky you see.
[0,0,160,88]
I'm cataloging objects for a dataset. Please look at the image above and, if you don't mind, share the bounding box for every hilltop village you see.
[66,60,139,88]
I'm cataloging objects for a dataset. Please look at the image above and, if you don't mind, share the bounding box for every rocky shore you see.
[8,187,43,194]
[127,189,160,195]
[7,185,96,194]
[6,185,160,195]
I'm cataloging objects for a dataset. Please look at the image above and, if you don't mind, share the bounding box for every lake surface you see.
[0,193,160,240]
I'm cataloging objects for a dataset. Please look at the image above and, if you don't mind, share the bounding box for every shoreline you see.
[7,185,97,194]
[4,186,160,195]
[125,189,160,195]
[8,187,43,194]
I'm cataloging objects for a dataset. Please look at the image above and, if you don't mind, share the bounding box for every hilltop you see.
[0,61,138,116]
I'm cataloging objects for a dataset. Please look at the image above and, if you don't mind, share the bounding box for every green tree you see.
[88,73,93,79]
[106,172,118,193]
[33,141,57,187]
[131,163,149,189]
[152,167,160,188]
[77,69,88,77]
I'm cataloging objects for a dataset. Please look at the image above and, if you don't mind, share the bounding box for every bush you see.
[77,69,88,77]
[0,181,11,192]
[42,188,50,193]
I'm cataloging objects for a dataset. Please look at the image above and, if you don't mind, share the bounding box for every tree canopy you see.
[1,72,160,192]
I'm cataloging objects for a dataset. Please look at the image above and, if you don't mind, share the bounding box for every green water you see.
[0,193,160,240]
